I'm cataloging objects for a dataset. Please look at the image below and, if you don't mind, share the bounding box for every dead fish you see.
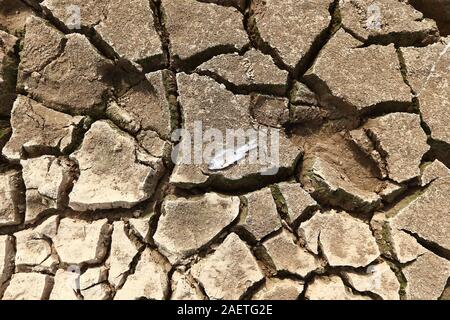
[208,140,258,171]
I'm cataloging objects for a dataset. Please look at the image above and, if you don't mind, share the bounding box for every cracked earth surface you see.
[0,0,449,300]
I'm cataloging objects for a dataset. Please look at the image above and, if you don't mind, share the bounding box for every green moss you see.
[270,184,289,219]
[0,126,11,139]
[379,223,394,258]
[386,260,408,300]
[385,188,427,219]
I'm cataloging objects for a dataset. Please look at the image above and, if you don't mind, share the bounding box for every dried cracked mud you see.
[0,0,449,300]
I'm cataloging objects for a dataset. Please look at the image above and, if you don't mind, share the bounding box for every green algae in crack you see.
[161,69,181,138]
[385,260,408,300]
[270,184,289,220]
[379,222,395,260]
[384,187,428,219]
